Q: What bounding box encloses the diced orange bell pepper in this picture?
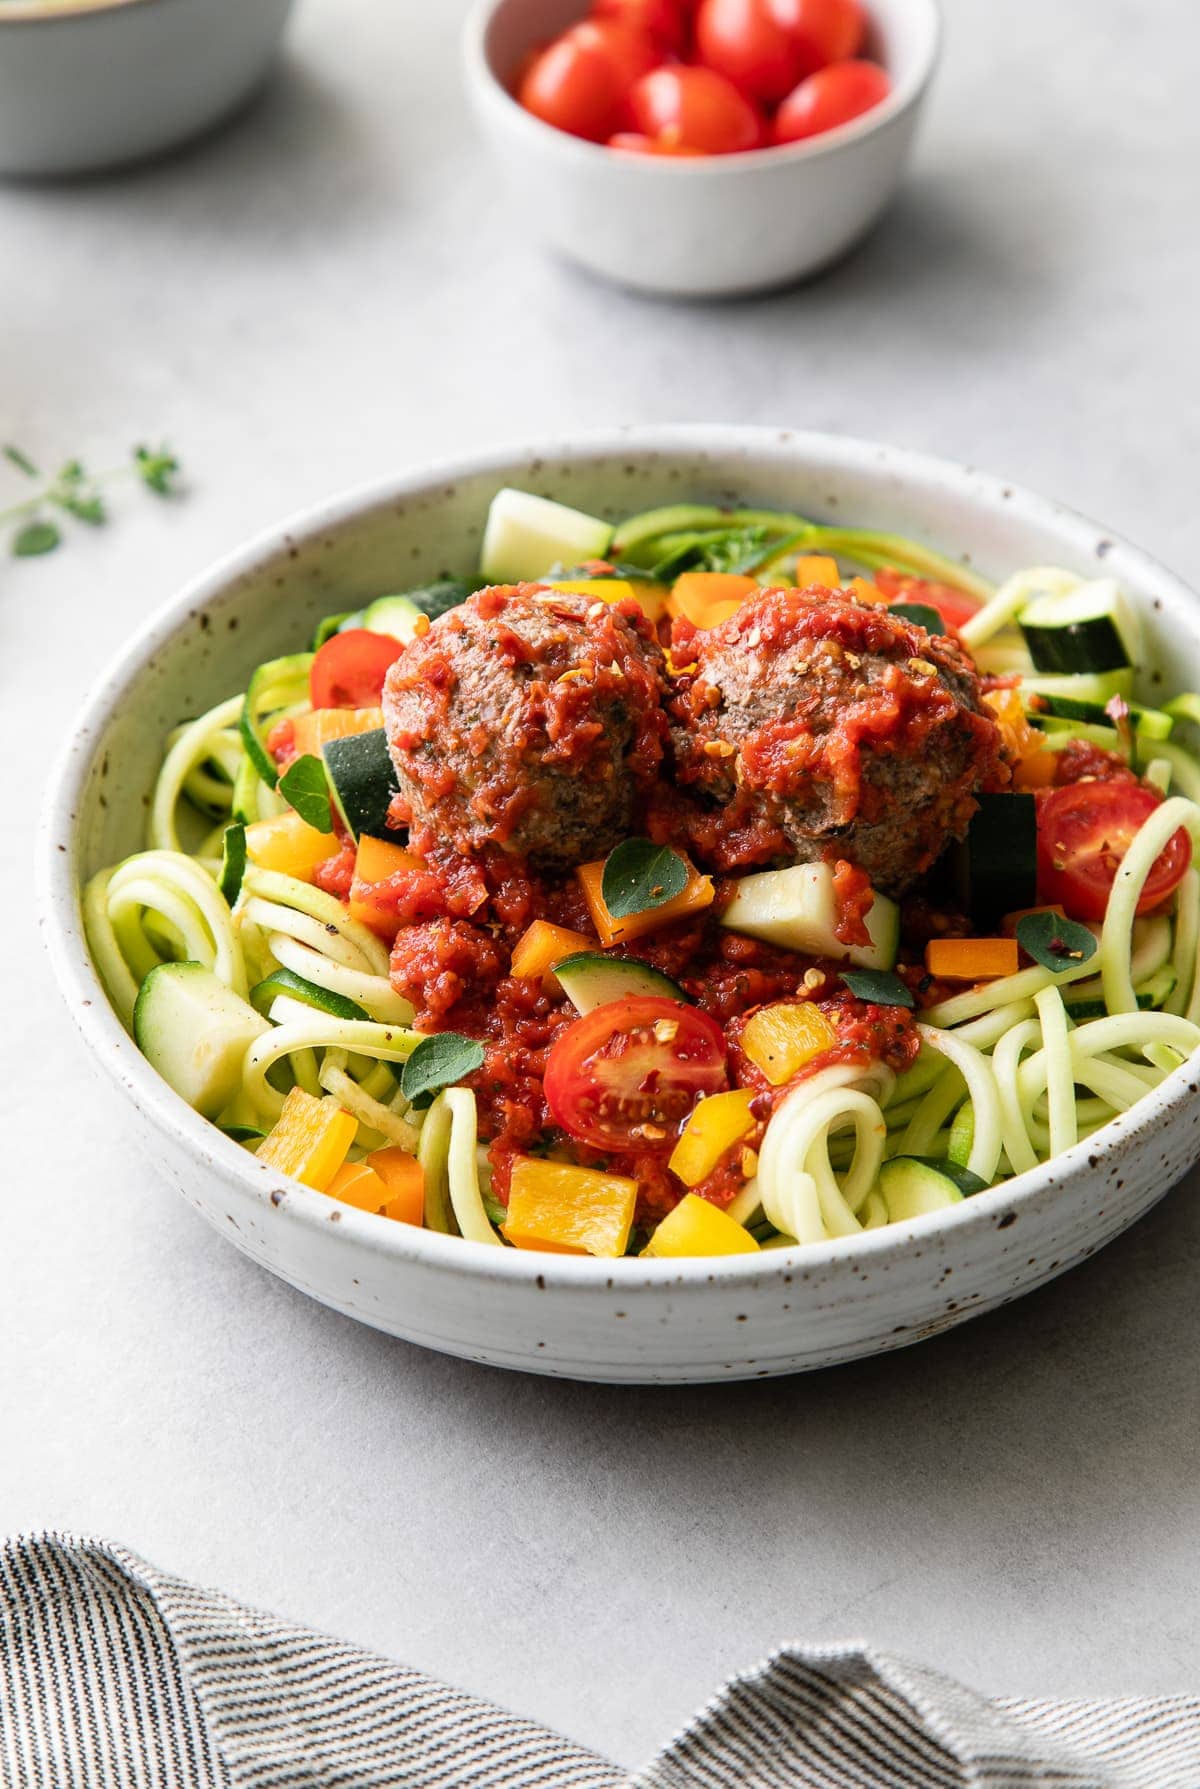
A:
[847,575,888,605]
[740,1001,837,1086]
[669,1089,757,1188]
[290,705,384,758]
[257,1088,357,1191]
[502,1156,638,1258]
[668,572,758,629]
[576,853,714,948]
[544,577,666,624]
[326,1159,391,1212]
[1000,903,1066,938]
[1013,750,1057,790]
[365,1146,425,1226]
[793,554,841,588]
[510,919,595,988]
[245,811,338,883]
[925,937,1019,981]
[348,833,425,939]
[642,1193,760,1258]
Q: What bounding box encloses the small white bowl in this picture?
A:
[464,0,941,296]
[38,427,1200,1383]
[0,0,295,179]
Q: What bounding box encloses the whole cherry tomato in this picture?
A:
[768,0,866,74]
[593,0,690,53]
[695,0,804,105]
[630,64,765,153]
[568,17,662,91]
[608,131,706,155]
[517,31,626,141]
[874,569,981,634]
[773,58,890,142]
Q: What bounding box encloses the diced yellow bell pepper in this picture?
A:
[502,1156,638,1258]
[245,810,336,883]
[256,1088,358,1191]
[576,853,714,948]
[290,705,384,757]
[545,577,667,624]
[740,1001,837,1086]
[847,576,888,605]
[642,1193,760,1258]
[668,1089,757,1188]
[668,572,758,629]
[793,554,841,588]
[510,919,595,987]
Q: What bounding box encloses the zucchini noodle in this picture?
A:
[757,1064,894,1245]
[150,696,244,853]
[1102,799,1200,1014]
[417,1090,502,1246]
[84,849,247,1023]
[243,1017,421,1122]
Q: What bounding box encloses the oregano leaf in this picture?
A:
[840,968,915,1008]
[1016,911,1099,973]
[278,754,334,834]
[401,1032,485,1110]
[602,839,689,919]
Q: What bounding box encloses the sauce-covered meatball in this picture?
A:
[383,584,669,867]
[668,586,1006,893]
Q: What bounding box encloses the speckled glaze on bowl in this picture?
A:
[39,428,1200,1382]
[464,0,940,297]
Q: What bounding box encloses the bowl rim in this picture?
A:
[462,0,942,172]
[38,423,1200,1294]
[0,0,157,26]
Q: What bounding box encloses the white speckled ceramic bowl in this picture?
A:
[39,428,1200,1382]
[0,0,295,178]
[464,0,940,296]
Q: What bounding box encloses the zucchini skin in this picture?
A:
[322,729,400,842]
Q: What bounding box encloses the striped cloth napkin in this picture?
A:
[2,1534,1198,1788]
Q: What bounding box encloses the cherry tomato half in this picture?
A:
[1036,782,1191,922]
[544,996,729,1151]
[773,58,890,142]
[630,65,765,153]
[518,31,625,141]
[769,0,866,74]
[695,0,803,105]
[874,568,981,634]
[310,629,404,709]
[593,0,690,53]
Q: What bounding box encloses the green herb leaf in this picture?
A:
[602,838,689,919]
[889,602,946,635]
[12,519,61,557]
[278,754,334,834]
[221,1124,268,1143]
[840,968,915,1008]
[401,1031,485,1110]
[54,491,106,526]
[1016,911,1099,973]
[218,821,247,906]
[3,444,38,478]
[652,525,774,582]
[134,443,181,496]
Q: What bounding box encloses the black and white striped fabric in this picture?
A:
[3,1535,1200,1789]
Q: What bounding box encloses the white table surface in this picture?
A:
[3,0,1199,1768]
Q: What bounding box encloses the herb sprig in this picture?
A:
[2,442,182,558]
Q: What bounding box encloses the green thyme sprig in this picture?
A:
[2,442,182,558]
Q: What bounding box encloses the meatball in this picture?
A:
[383,584,669,867]
[668,586,1006,893]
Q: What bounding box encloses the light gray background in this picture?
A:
[3,0,1198,1769]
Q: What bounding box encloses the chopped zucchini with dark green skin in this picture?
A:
[322,729,400,842]
[953,794,1038,927]
[553,953,687,1014]
[879,1155,987,1222]
[1018,582,1138,674]
[250,968,368,1022]
[239,653,313,789]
